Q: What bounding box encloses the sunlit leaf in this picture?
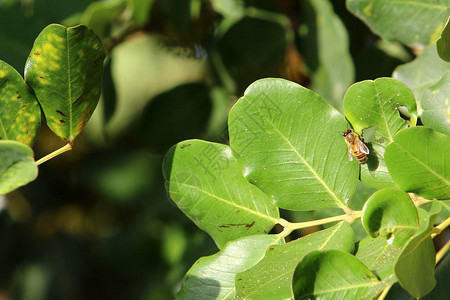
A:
[229,78,358,211]
[421,71,450,136]
[235,222,354,300]
[0,140,37,194]
[0,60,40,146]
[344,78,418,189]
[24,24,106,143]
[347,0,448,47]
[356,235,402,281]
[361,188,419,247]
[395,201,441,298]
[292,250,383,299]
[385,127,450,199]
[393,44,450,114]
[163,140,279,249]
[177,234,281,300]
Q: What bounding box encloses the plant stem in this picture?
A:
[377,284,393,300]
[436,240,450,264]
[35,143,73,166]
[431,217,450,238]
[277,210,362,238]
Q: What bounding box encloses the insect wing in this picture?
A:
[357,140,370,154]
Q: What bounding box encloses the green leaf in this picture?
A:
[395,201,442,298]
[356,235,402,281]
[436,17,450,62]
[24,24,106,143]
[81,0,127,39]
[302,0,354,110]
[0,60,40,146]
[344,78,418,189]
[393,44,450,114]
[177,234,281,300]
[0,140,38,194]
[292,250,382,299]
[235,222,354,300]
[361,188,419,247]
[421,71,450,136]
[344,78,417,143]
[385,127,450,199]
[163,140,279,249]
[347,0,448,47]
[229,78,359,211]
[129,0,155,25]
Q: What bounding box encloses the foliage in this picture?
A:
[0,0,448,299]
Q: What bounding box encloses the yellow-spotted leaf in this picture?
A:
[24,24,106,143]
[0,61,40,146]
[0,140,38,194]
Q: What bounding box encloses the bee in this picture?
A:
[343,129,369,164]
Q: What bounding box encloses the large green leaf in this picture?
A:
[0,140,38,194]
[229,78,359,211]
[385,127,450,199]
[0,60,40,146]
[24,24,106,143]
[361,188,419,247]
[163,140,280,249]
[347,0,448,48]
[395,201,441,298]
[344,78,418,189]
[292,250,383,299]
[393,44,450,114]
[176,234,282,300]
[437,17,450,62]
[421,71,450,136]
[235,222,354,300]
[300,0,354,110]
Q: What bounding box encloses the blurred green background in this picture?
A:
[0,0,414,299]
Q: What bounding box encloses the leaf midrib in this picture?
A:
[65,30,73,141]
[171,180,279,223]
[253,102,346,210]
[395,141,450,187]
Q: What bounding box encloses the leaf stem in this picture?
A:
[431,217,450,238]
[435,240,450,264]
[35,143,73,166]
[377,284,393,300]
[277,210,362,238]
